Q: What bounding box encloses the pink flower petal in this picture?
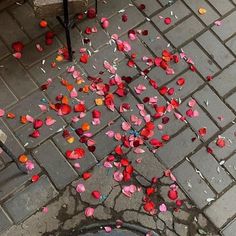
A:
[104,161,113,168]
[74,163,81,169]
[0,109,5,117]
[122,121,131,131]
[26,115,34,123]
[70,88,78,98]
[159,203,167,212]
[38,104,47,112]
[104,226,112,233]
[134,147,145,154]
[85,207,94,217]
[214,20,222,26]
[113,171,123,182]
[76,183,85,193]
[105,130,115,138]
[188,99,196,107]
[45,117,56,126]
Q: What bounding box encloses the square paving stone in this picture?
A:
[178,98,219,141]
[165,15,204,48]
[52,127,97,175]
[197,31,234,69]
[210,63,236,97]
[0,39,10,60]
[134,0,162,16]
[3,175,58,223]
[5,90,48,131]
[190,148,232,193]
[224,154,236,180]
[0,77,17,109]
[193,86,235,128]
[107,6,145,37]
[208,0,234,15]
[137,22,171,56]
[221,217,236,236]
[151,0,191,32]
[0,207,12,234]
[15,110,66,148]
[127,146,165,181]
[0,11,29,47]
[156,128,201,168]
[0,56,38,99]
[33,140,77,190]
[173,160,216,209]
[183,42,219,78]
[208,123,236,161]
[226,35,236,55]
[183,0,220,25]
[226,92,236,112]
[212,11,236,41]
[204,185,236,228]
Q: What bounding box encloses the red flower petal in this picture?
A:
[91,190,101,199]
[164,17,172,25]
[146,187,155,196]
[12,41,24,52]
[33,119,44,129]
[177,77,185,86]
[216,137,225,148]
[168,189,178,200]
[80,53,89,64]
[83,172,92,180]
[74,104,86,112]
[87,7,96,18]
[198,127,207,137]
[60,104,72,115]
[115,145,124,155]
[144,201,155,212]
[30,130,40,138]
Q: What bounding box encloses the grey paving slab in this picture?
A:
[173,160,216,209]
[226,35,236,55]
[151,0,191,32]
[197,31,234,69]
[0,77,17,109]
[0,39,10,60]
[193,86,235,127]
[183,0,220,25]
[190,148,232,193]
[204,185,236,228]
[33,140,77,190]
[210,63,236,97]
[52,128,97,175]
[212,11,236,41]
[0,56,37,99]
[208,0,234,16]
[224,154,236,180]
[178,98,219,141]
[221,218,236,236]
[226,92,236,112]
[0,207,12,234]
[3,175,58,223]
[156,128,201,168]
[183,42,220,77]
[134,0,162,16]
[165,15,204,48]
[208,123,236,161]
[0,11,29,47]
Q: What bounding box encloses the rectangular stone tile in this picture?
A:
[137,22,171,56]
[197,31,234,69]
[226,92,236,111]
[208,0,234,15]
[0,39,10,59]
[151,0,191,32]
[3,175,58,223]
[156,128,201,168]
[0,162,40,201]
[33,141,77,190]
[165,15,204,47]
[0,11,29,47]
[204,186,236,228]
[222,218,236,236]
[224,154,236,180]
[173,160,216,209]
[53,128,97,175]
[178,99,219,141]
[193,86,235,127]
[127,146,165,181]
[0,77,17,108]
[208,123,236,160]
[5,90,48,131]
[0,207,12,234]
[183,0,220,25]
[183,42,219,77]
[190,148,232,193]
[134,0,162,16]
[107,6,145,36]
[212,11,236,41]
[166,70,204,100]
[226,35,236,55]
[15,110,66,148]
[210,63,236,97]
[0,56,38,99]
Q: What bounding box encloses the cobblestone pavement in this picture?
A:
[0,0,236,235]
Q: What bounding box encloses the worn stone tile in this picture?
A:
[0,207,12,234]
[156,128,201,168]
[178,98,219,141]
[165,15,204,47]
[183,42,219,77]
[197,31,234,69]
[134,0,162,16]
[221,218,236,236]
[212,11,236,41]
[224,154,236,180]
[204,185,236,228]
[151,0,191,32]
[3,175,58,223]
[226,35,236,55]
[0,56,37,99]
[183,0,220,25]
[190,148,232,193]
[0,39,10,59]
[210,63,236,97]
[226,92,236,112]
[208,0,234,15]
[193,86,235,127]
[173,161,216,209]
[33,140,77,190]
[0,11,29,47]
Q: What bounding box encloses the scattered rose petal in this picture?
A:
[159,203,167,212]
[76,183,85,193]
[85,207,94,217]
